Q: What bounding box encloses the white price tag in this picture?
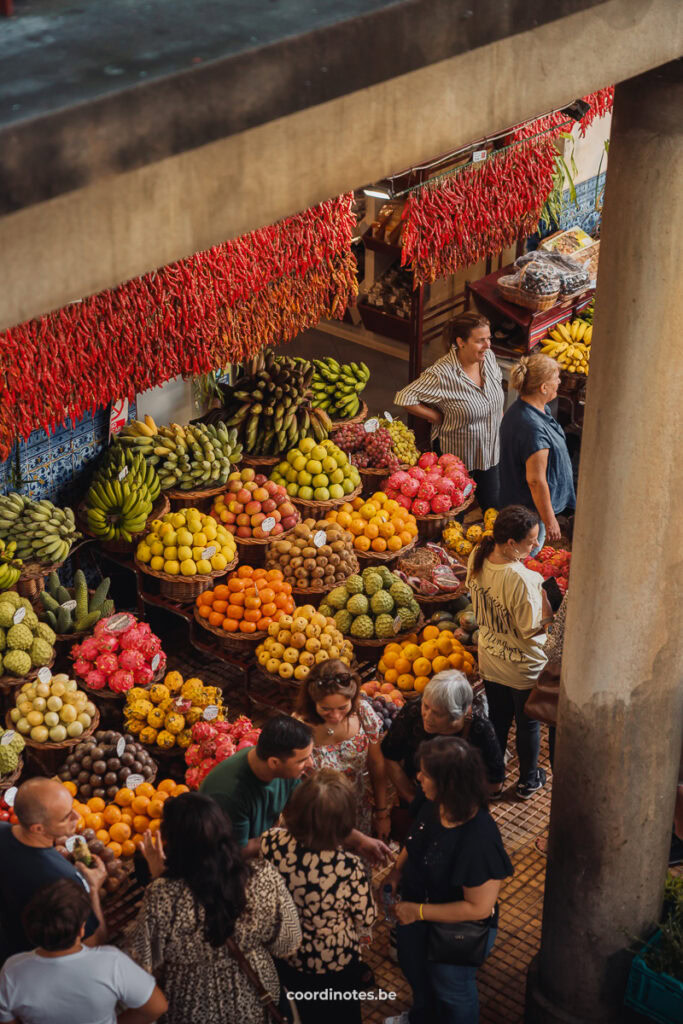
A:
[472,150,487,162]
[107,613,133,633]
[261,516,276,534]
[65,835,79,853]
[462,483,473,497]
[0,731,16,746]
[60,600,77,612]
[364,419,379,434]
[37,667,53,684]
[203,704,219,721]
[201,546,216,559]
[116,737,126,757]
[393,616,403,634]
[12,607,26,625]
[125,773,144,790]
[313,530,327,548]
[118,466,129,482]
[151,653,161,672]
[383,411,394,422]
[4,786,17,807]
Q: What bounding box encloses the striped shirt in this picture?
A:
[394,347,504,470]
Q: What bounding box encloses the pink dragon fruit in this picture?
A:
[384,488,400,502]
[425,464,443,475]
[95,633,119,654]
[199,758,216,780]
[236,737,257,751]
[417,480,437,501]
[118,649,145,672]
[137,634,162,659]
[73,657,93,679]
[78,636,100,661]
[400,477,420,497]
[430,493,452,514]
[445,469,469,490]
[85,669,107,690]
[215,738,237,760]
[95,652,119,677]
[387,470,410,491]
[191,721,215,742]
[412,498,431,516]
[185,766,203,789]
[451,489,465,507]
[395,493,414,511]
[119,626,147,651]
[109,669,135,693]
[185,744,204,767]
[418,451,438,470]
[436,476,456,496]
[408,466,426,482]
[133,664,155,687]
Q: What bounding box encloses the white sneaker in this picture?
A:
[384,1014,410,1024]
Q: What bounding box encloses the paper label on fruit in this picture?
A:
[151,654,161,672]
[261,516,276,534]
[116,737,126,757]
[383,411,394,422]
[203,704,219,721]
[60,600,77,612]
[107,613,134,633]
[4,786,17,807]
[64,835,79,853]
[462,483,473,497]
[0,731,15,746]
[12,607,26,625]
[37,667,53,684]
[201,546,216,559]
[313,530,327,548]
[472,150,487,162]
[175,698,192,713]
[364,419,379,433]
[118,466,129,482]
[126,773,144,790]
[393,616,403,634]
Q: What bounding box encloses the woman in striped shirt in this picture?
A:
[393,313,505,511]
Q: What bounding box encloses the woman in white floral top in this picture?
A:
[261,769,377,1024]
[294,659,389,840]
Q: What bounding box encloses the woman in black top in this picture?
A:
[386,736,512,1024]
[381,671,505,807]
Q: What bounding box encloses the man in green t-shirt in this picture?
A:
[201,715,390,864]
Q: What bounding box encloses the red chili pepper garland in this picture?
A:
[0,195,357,460]
[402,90,614,287]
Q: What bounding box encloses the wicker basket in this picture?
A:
[328,401,368,430]
[292,483,362,520]
[497,267,560,312]
[6,707,100,749]
[348,615,425,663]
[0,651,57,693]
[79,664,166,704]
[16,561,65,600]
[239,453,283,473]
[78,494,171,553]
[356,462,409,497]
[354,534,418,566]
[135,557,237,602]
[415,494,475,542]
[0,756,24,792]
[412,586,468,609]
[164,483,230,512]
[193,607,266,649]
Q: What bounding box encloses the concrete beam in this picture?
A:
[1,0,681,332]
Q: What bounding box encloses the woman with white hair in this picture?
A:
[381,671,504,815]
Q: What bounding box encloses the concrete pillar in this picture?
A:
[526,61,683,1023]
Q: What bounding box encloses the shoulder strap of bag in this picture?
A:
[226,936,287,1024]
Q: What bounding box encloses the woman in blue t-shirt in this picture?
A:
[498,353,576,552]
[386,737,513,1024]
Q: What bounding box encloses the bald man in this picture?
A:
[0,779,107,963]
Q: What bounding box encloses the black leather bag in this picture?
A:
[427,904,498,966]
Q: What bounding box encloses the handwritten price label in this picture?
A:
[0,731,16,746]
[37,667,53,684]
[463,483,473,497]
[4,787,17,807]
[12,607,26,625]
[364,419,379,433]
[118,466,129,482]
[60,600,77,612]
[472,150,487,163]
[261,517,276,534]
[203,705,219,721]
[313,531,327,548]
[383,411,394,422]
[126,773,144,790]
[151,654,161,672]
[393,616,403,634]
[201,546,216,560]
[106,613,133,633]
[116,737,126,757]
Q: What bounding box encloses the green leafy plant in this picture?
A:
[641,874,683,982]
[539,133,578,233]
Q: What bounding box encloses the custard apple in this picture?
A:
[2,649,32,677]
[6,623,33,651]
[0,627,5,652]
[363,572,384,596]
[408,599,421,618]
[0,745,18,775]
[30,637,53,668]
[334,609,353,634]
[327,586,350,610]
[347,593,369,616]
[0,592,21,610]
[378,567,395,588]
[318,603,333,618]
[370,590,394,615]
[396,605,418,630]
[345,574,364,595]
[350,614,374,638]
[374,614,396,639]
[389,582,413,608]
[0,603,15,628]
[2,729,25,756]
[34,622,57,646]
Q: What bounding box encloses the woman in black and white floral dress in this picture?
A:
[261,769,377,1024]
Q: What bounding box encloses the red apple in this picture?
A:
[236,525,252,538]
[265,480,279,495]
[251,512,265,527]
[236,513,250,526]
[261,498,277,513]
[281,515,298,530]
[278,501,296,518]
[270,522,284,535]
[241,468,256,482]
[245,500,262,516]
[253,487,269,503]
[236,488,251,504]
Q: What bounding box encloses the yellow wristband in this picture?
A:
[419,903,424,920]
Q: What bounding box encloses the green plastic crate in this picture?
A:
[625,931,683,1024]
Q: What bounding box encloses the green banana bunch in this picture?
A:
[115,419,242,491]
[309,357,370,420]
[85,445,161,541]
[0,494,80,565]
[0,536,22,592]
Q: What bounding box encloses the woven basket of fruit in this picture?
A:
[16,561,65,600]
[0,756,24,793]
[136,558,236,602]
[165,483,231,512]
[265,520,359,597]
[7,707,100,750]
[57,729,158,801]
[291,484,362,519]
[328,401,368,430]
[0,651,56,692]
[81,665,166,704]
[355,533,418,565]
[415,497,474,542]
[239,453,283,472]
[269,437,363,517]
[193,607,266,648]
[349,616,424,656]
[194,567,295,640]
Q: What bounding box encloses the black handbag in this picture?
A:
[427,904,498,966]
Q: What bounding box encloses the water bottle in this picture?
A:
[382,882,395,921]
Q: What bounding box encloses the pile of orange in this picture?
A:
[378,623,477,693]
[65,777,189,858]
[195,565,295,633]
[325,493,418,554]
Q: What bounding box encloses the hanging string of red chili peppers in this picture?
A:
[0,195,357,461]
[401,89,614,286]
